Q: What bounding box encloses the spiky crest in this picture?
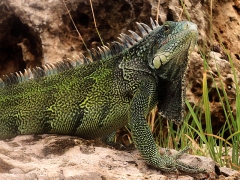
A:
[0,18,159,88]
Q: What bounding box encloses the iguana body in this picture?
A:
[0,19,205,173]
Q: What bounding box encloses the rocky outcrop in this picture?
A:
[0,135,239,180]
[0,0,158,75]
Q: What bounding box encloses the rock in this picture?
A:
[0,0,157,76]
[0,135,219,180]
[9,168,24,174]
[220,167,240,178]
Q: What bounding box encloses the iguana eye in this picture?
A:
[163,25,170,32]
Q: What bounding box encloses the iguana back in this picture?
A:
[0,56,131,139]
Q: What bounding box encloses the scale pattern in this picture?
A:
[0,19,206,173]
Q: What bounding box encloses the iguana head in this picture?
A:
[150,21,198,124]
[150,21,198,75]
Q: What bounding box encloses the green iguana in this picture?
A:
[0,18,205,173]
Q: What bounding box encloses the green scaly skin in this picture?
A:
[0,20,206,173]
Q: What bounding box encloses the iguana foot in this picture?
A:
[153,147,206,173]
[102,132,127,150]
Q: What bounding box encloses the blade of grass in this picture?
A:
[62,0,88,51]
[202,71,217,161]
[185,99,208,144]
[156,0,160,22]
[89,0,104,46]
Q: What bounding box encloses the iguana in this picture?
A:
[0,18,205,173]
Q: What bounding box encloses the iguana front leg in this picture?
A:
[129,79,206,173]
